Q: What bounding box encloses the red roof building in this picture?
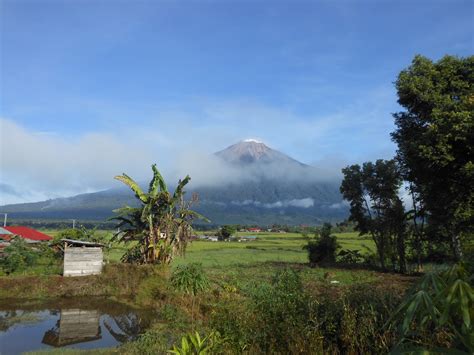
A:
[248,227,261,232]
[0,226,53,241]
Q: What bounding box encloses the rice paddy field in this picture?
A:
[43,229,375,267]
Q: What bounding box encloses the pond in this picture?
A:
[0,298,155,354]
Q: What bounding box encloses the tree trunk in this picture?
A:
[378,247,386,271]
[451,233,463,261]
[397,232,407,274]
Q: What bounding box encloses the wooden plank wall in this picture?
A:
[63,247,103,276]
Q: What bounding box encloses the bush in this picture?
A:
[337,249,364,264]
[121,245,143,263]
[210,269,401,353]
[169,331,221,355]
[55,227,107,244]
[248,268,309,352]
[1,238,39,274]
[171,263,210,296]
[304,223,339,264]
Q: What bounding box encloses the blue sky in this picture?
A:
[1,0,473,204]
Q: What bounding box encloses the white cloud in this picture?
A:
[0,118,154,204]
[329,200,350,209]
[232,198,315,209]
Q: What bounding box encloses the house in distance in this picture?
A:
[0,226,53,249]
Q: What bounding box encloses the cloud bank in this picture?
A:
[0,118,154,204]
[232,198,315,209]
[1,91,396,205]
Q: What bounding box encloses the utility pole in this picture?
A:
[0,213,7,227]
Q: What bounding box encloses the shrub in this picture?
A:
[171,263,210,296]
[55,226,107,244]
[1,238,39,274]
[337,249,364,264]
[168,331,221,355]
[248,268,309,352]
[304,223,340,264]
[121,245,143,263]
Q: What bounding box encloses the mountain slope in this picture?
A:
[0,140,348,225]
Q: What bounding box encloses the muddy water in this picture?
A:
[0,298,155,354]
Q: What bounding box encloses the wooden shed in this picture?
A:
[61,239,104,277]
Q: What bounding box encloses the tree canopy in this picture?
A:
[391,55,474,259]
[340,159,406,272]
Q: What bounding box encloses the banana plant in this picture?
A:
[111,164,208,264]
[387,263,473,354]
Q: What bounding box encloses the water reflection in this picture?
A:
[104,312,145,343]
[42,309,101,347]
[0,300,154,354]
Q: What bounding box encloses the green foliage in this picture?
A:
[388,263,474,353]
[392,54,474,260]
[337,249,364,264]
[249,268,309,352]
[210,269,402,353]
[304,223,340,264]
[121,245,143,263]
[218,225,236,240]
[170,263,210,296]
[340,159,407,272]
[112,164,208,264]
[168,331,219,355]
[55,226,106,244]
[1,238,39,274]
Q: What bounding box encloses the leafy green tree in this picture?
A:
[218,225,236,241]
[112,164,208,264]
[391,55,474,260]
[304,223,340,264]
[340,159,407,272]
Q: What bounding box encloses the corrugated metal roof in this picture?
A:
[61,239,104,247]
[1,226,53,241]
[0,227,13,235]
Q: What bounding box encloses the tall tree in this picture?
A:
[391,55,474,260]
[340,159,406,272]
[112,164,208,264]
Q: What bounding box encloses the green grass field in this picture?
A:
[173,231,375,268]
[40,229,376,267]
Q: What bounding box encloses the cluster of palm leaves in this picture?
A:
[112,164,208,264]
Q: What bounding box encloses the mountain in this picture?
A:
[215,139,306,166]
[0,140,348,225]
